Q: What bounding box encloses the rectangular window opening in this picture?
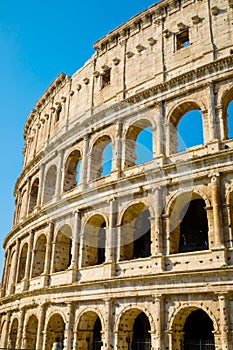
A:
[101,70,111,89]
[176,29,190,50]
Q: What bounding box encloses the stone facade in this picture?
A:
[1,0,233,349]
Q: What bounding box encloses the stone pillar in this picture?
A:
[33,120,40,158]
[72,330,78,350]
[154,295,164,350]
[43,221,54,287]
[16,309,26,349]
[164,122,171,156]
[113,120,123,177]
[10,239,20,293]
[150,187,163,256]
[78,223,84,270]
[163,214,170,256]
[105,199,116,263]
[207,82,217,142]
[25,177,31,217]
[104,299,113,349]
[80,134,90,187]
[1,250,9,296]
[23,229,35,290]
[155,102,165,157]
[64,303,74,350]
[36,304,47,350]
[210,173,223,248]
[216,104,226,141]
[226,203,233,248]
[37,163,45,207]
[55,150,65,199]
[218,294,229,350]
[70,210,81,282]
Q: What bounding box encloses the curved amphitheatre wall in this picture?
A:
[1,0,233,349]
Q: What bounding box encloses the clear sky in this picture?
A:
[0,1,158,271]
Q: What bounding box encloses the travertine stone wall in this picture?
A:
[1,0,233,349]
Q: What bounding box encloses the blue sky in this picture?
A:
[0,1,158,271]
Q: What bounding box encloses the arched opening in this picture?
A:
[135,126,153,165]
[179,199,209,253]
[101,142,112,177]
[53,225,72,273]
[169,193,209,254]
[177,110,204,152]
[5,250,15,294]
[43,165,57,204]
[9,318,18,349]
[0,320,6,347]
[132,312,151,350]
[32,234,47,278]
[25,315,38,350]
[45,314,65,350]
[76,312,103,350]
[63,150,82,192]
[17,242,28,282]
[118,309,151,350]
[19,189,27,219]
[28,178,39,214]
[227,100,233,139]
[90,136,112,180]
[125,120,153,168]
[82,215,106,267]
[169,102,203,154]
[120,203,151,261]
[183,309,215,349]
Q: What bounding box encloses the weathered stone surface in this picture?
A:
[1,0,233,349]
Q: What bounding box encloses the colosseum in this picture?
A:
[1,0,233,349]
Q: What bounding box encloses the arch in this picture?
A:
[43,165,57,204]
[76,311,103,350]
[9,318,18,349]
[120,202,151,261]
[53,224,72,273]
[5,250,16,293]
[32,234,47,278]
[117,308,151,350]
[89,135,112,180]
[28,178,39,214]
[124,119,153,168]
[45,313,65,350]
[177,110,204,152]
[221,85,233,139]
[170,306,215,350]
[63,149,82,192]
[167,101,204,154]
[82,214,107,267]
[168,192,209,254]
[17,242,28,282]
[0,320,6,347]
[25,314,38,350]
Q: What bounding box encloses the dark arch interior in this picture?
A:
[92,317,102,350]
[133,209,151,259]
[132,312,151,350]
[183,309,215,350]
[179,199,209,253]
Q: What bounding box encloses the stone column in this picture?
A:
[55,149,65,199]
[16,309,26,349]
[36,304,47,350]
[155,102,165,157]
[226,203,233,248]
[10,239,20,293]
[113,120,123,177]
[155,295,164,350]
[43,221,54,287]
[216,104,226,141]
[151,187,163,257]
[104,299,113,349]
[164,122,171,156]
[33,119,40,158]
[163,214,170,256]
[25,177,31,217]
[70,210,81,282]
[210,173,223,248]
[37,163,45,207]
[207,82,217,142]
[218,294,229,350]
[1,250,9,296]
[64,303,74,350]
[23,229,35,290]
[78,222,85,270]
[105,199,116,263]
[80,134,90,188]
